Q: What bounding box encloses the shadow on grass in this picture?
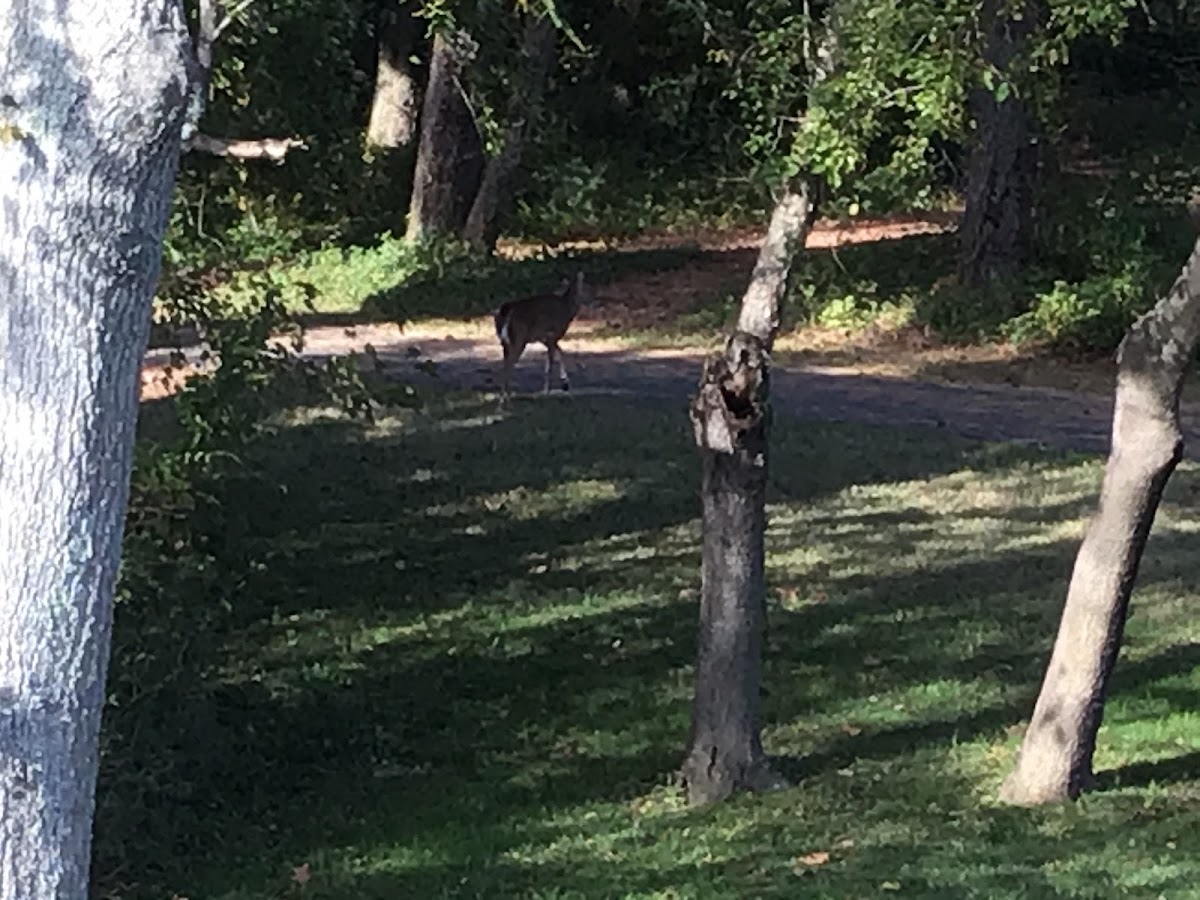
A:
[97,390,1200,899]
[1098,750,1200,792]
[355,244,711,326]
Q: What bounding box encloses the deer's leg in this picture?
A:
[501,339,525,402]
[553,342,570,391]
[543,344,556,394]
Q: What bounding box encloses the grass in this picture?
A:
[97,386,1200,899]
[222,220,958,352]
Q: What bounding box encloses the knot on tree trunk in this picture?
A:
[690,331,771,458]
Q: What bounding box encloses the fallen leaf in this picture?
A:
[291,863,311,886]
[881,880,901,891]
[796,850,831,867]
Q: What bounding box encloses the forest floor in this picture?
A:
[141,212,1200,456]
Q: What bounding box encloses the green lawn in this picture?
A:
[97,389,1200,899]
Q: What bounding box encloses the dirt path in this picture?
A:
[150,321,1196,458]
[139,212,1200,457]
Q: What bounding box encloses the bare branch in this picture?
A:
[183,133,307,164]
[214,0,260,41]
[180,0,303,165]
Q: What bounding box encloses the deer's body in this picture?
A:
[494,271,590,399]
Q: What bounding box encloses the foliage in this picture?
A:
[1001,180,1193,350]
[207,233,426,319]
[917,276,1030,342]
[170,0,395,263]
[164,0,1158,266]
[1000,271,1147,350]
[96,270,381,886]
[93,391,1200,898]
[512,154,768,242]
[787,0,1139,211]
[364,239,706,322]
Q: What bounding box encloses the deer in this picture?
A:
[493,271,592,401]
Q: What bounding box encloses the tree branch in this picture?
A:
[214,0,260,41]
[182,133,307,163]
[181,0,304,164]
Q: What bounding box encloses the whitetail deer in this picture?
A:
[493,271,591,400]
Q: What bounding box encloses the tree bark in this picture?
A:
[405,29,484,242]
[463,14,557,253]
[366,0,420,149]
[681,182,816,806]
[0,2,190,896]
[1000,231,1200,806]
[958,0,1042,288]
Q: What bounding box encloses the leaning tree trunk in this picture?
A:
[463,14,557,253]
[0,2,190,897]
[366,0,420,149]
[958,0,1042,288]
[1000,229,1200,806]
[405,29,485,242]
[681,185,817,806]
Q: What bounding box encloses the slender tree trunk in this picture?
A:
[958,0,1042,288]
[1001,230,1200,806]
[681,183,817,806]
[405,29,484,242]
[366,0,420,149]
[0,2,190,897]
[463,14,557,253]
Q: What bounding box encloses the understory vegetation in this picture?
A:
[161,2,1200,356]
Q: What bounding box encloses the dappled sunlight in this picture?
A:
[468,478,625,522]
[765,463,1099,597]
[100,391,1200,898]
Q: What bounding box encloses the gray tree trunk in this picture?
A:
[405,29,484,242]
[681,182,816,806]
[463,14,556,253]
[366,0,420,149]
[958,0,1042,288]
[0,2,190,896]
[1000,231,1200,806]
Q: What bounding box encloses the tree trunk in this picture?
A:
[1000,231,1200,806]
[958,0,1042,288]
[366,0,420,149]
[0,2,190,897]
[405,29,484,242]
[463,14,557,253]
[681,183,816,806]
